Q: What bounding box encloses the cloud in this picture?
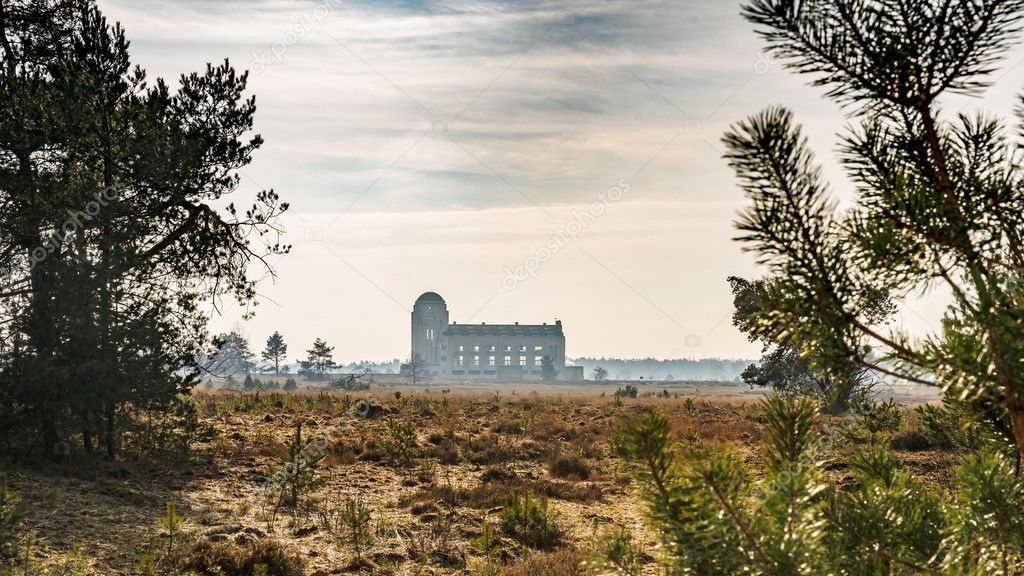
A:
[96,0,1024,361]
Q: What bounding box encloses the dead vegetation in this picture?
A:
[3,388,951,575]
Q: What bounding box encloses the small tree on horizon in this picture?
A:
[301,338,336,381]
[261,331,288,375]
[400,354,427,386]
[728,276,889,412]
[206,331,256,376]
[593,366,609,382]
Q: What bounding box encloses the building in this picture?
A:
[411,291,583,381]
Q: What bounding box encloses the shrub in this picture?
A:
[499,493,564,550]
[613,385,637,399]
[269,423,325,527]
[500,549,583,576]
[587,524,644,576]
[548,454,590,480]
[381,419,419,465]
[283,378,298,391]
[618,396,1024,575]
[335,498,374,564]
[169,537,306,576]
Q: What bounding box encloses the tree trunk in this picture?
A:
[82,409,94,454]
[104,401,116,460]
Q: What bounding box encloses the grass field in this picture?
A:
[7,383,948,575]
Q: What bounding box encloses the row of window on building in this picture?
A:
[452,344,550,353]
[452,354,547,367]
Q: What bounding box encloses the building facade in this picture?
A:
[411,292,583,381]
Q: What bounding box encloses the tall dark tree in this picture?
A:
[0,0,288,459]
[724,0,1024,459]
[261,331,287,375]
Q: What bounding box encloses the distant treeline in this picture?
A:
[570,357,753,381]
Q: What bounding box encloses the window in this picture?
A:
[457,355,464,366]
[504,345,512,352]
[473,355,480,366]
[473,345,480,352]
[458,345,464,352]
[534,345,543,352]
[488,355,496,366]
[426,328,435,340]
[518,345,527,352]
[535,356,543,366]
[519,356,527,366]
[504,355,512,366]
[487,345,496,352]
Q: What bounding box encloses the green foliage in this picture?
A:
[592,366,609,381]
[729,276,884,412]
[136,501,191,576]
[472,519,500,557]
[498,492,564,550]
[380,419,419,465]
[0,474,22,560]
[282,378,298,392]
[470,520,501,576]
[620,396,1024,575]
[262,332,288,376]
[845,397,903,442]
[3,538,92,576]
[206,332,257,376]
[300,338,336,381]
[726,0,1024,459]
[587,524,644,576]
[0,0,287,461]
[336,498,374,563]
[277,423,325,509]
[159,501,187,556]
[613,385,638,399]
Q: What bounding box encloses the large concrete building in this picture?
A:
[411,292,583,381]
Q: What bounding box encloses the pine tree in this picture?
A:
[618,396,1024,575]
[301,338,336,381]
[0,0,288,460]
[724,0,1024,461]
[617,1,1024,573]
[262,331,288,375]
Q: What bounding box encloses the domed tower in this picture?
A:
[411,292,449,376]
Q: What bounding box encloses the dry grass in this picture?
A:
[7,386,949,575]
[168,536,307,576]
[501,549,584,576]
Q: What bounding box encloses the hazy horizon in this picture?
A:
[94,0,1024,364]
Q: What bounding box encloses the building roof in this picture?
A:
[416,291,445,303]
[444,321,563,338]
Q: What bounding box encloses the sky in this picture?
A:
[94,0,1024,365]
